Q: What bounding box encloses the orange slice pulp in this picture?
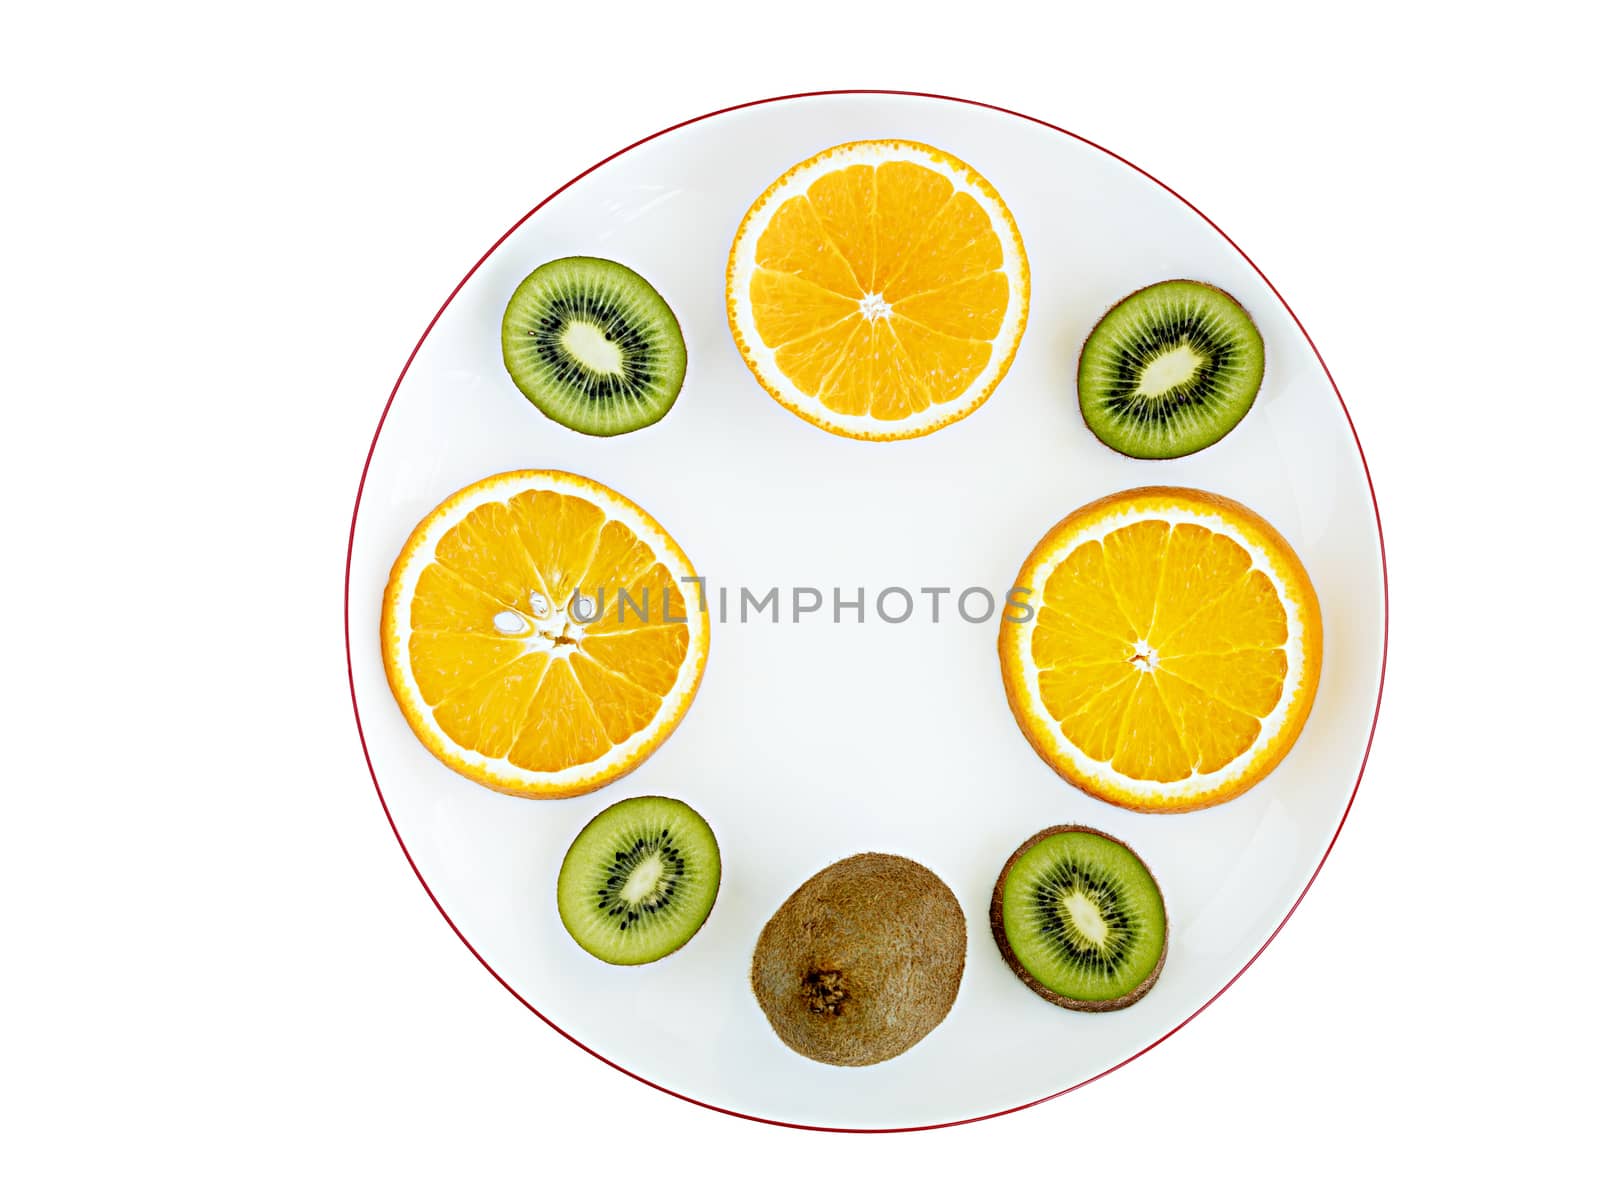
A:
[381,470,709,798]
[727,139,1029,440]
[998,487,1322,812]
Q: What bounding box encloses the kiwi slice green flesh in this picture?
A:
[1078,279,1265,458]
[556,796,720,965]
[501,256,687,437]
[991,826,1167,1011]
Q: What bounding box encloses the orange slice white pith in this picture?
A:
[999,487,1322,813]
[381,470,709,798]
[727,139,1029,440]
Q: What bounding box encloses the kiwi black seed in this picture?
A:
[751,853,966,1067]
[501,256,687,436]
[556,796,720,965]
[990,825,1167,1012]
[1077,278,1265,458]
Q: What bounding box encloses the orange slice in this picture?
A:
[381,470,709,798]
[998,487,1322,812]
[727,140,1029,440]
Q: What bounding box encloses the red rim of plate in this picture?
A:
[342,89,1389,1134]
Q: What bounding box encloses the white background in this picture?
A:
[4,2,1593,1194]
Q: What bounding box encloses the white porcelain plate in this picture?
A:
[345,92,1386,1131]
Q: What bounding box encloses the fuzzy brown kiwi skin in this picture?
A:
[751,853,966,1067]
[1075,278,1265,462]
[990,825,1169,1013]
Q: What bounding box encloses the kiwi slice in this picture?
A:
[751,853,966,1067]
[1077,279,1265,458]
[990,826,1167,1011]
[501,256,687,436]
[556,796,720,965]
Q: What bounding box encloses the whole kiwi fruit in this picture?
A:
[750,853,966,1067]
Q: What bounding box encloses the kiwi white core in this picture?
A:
[1137,342,1206,397]
[1062,891,1109,946]
[561,321,624,375]
[620,855,666,905]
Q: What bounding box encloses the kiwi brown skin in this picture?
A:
[751,853,966,1067]
[989,825,1169,1013]
[1075,279,1265,461]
